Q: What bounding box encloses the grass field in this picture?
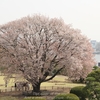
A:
[41,75,85,88]
[0,75,85,100]
[0,75,85,90]
[0,75,15,89]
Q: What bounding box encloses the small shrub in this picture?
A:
[86,77,96,83]
[87,69,100,82]
[93,66,99,70]
[70,86,89,100]
[85,82,100,100]
[53,93,79,100]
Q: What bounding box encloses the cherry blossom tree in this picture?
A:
[0,15,95,92]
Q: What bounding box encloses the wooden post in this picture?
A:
[10,87,12,92]
[5,89,7,92]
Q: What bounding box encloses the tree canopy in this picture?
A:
[0,15,95,92]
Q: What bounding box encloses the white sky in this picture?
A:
[0,0,100,41]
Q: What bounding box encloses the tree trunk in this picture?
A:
[32,83,41,93]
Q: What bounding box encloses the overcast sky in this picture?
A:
[0,0,100,41]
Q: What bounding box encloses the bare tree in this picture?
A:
[0,15,95,92]
[95,42,100,52]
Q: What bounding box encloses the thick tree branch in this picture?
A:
[43,65,65,82]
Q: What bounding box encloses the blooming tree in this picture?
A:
[0,15,95,92]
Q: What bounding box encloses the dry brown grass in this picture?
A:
[0,75,85,100]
